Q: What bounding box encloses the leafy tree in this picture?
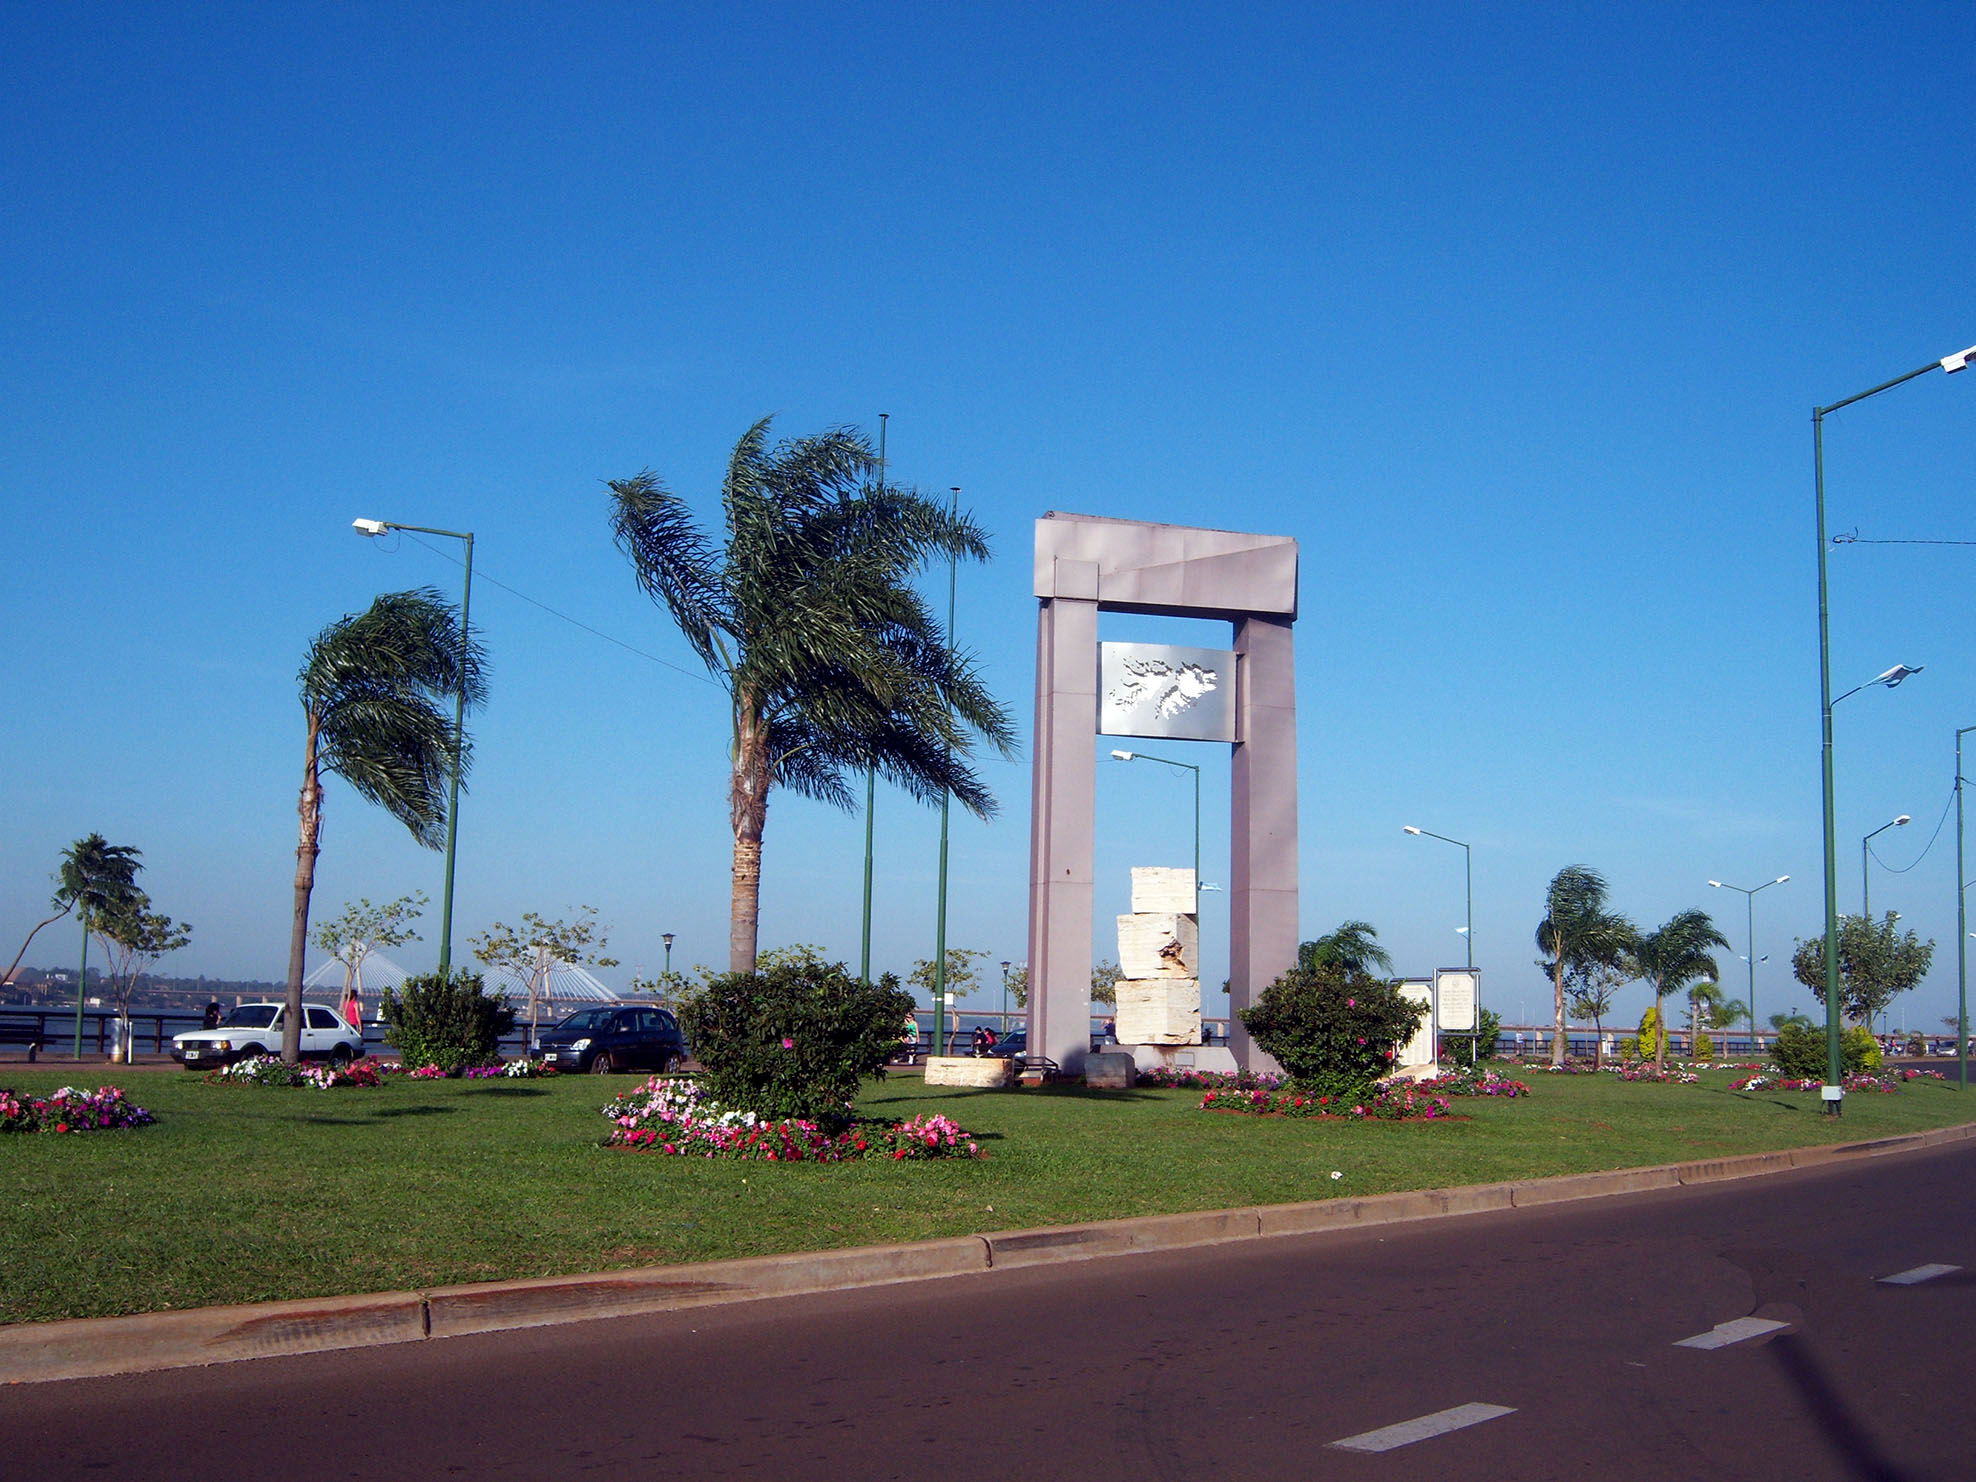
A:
[1635,1004,1663,1062]
[1534,866,1636,1067]
[90,893,192,1025]
[3,834,143,990]
[1629,909,1727,1070]
[608,419,1017,972]
[471,908,620,1042]
[1789,913,1935,1026]
[284,589,484,1062]
[908,947,989,1001]
[1004,962,1030,1009]
[1563,958,1626,1068]
[1090,958,1122,1006]
[1239,963,1426,1099]
[311,892,427,1001]
[1297,920,1394,976]
[1772,1021,1881,1079]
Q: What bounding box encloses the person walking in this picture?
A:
[341,985,363,1031]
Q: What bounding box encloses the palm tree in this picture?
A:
[1298,921,1394,976]
[1630,910,1730,1069]
[1534,865,1636,1067]
[3,833,142,991]
[284,589,484,1061]
[609,418,1017,972]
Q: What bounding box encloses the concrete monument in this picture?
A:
[1026,513,1299,1075]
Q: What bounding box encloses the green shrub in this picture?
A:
[680,959,914,1129]
[1238,964,1426,1099]
[1693,1030,1714,1061]
[1441,1007,1502,1064]
[381,970,515,1074]
[1636,1005,1662,1060]
[1619,1035,1640,1061]
[1772,1021,1882,1078]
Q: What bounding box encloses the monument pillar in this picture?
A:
[1229,614,1297,1073]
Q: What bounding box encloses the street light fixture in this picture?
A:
[1813,338,1970,1115]
[1708,876,1789,1057]
[354,517,476,977]
[1110,750,1202,921]
[1861,816,1911,919]
[1402,827,1473,971]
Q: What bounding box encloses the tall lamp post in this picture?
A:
[1956,725,1976,1091]
[1708,875,1788,1058]
[1860,815,1910,919]
[354,518,475,977]
[1110,749,1202,917]
[1405,826,1475,1063]
[1000,960,1011,1037]
[1813,339,1970,1115]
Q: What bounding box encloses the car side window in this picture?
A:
[635,1009,660,1034]
[656,1010,679,1033]
[305,1007,336,1029]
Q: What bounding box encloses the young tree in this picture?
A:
[908,947,989,1001]
[470,908,620,1043]
[1090,958,1123,1006]
[608,419,1017,972]
[1630,910,1729,1069]
[1534,866,1636,1068]
[1297,921,1394,976]
[1563,958,1626,1069]
[285,589,484,1063]
[90,893,192,1038]
[1789,913,1935,1026]
[311,892,427,1000]
[3,834,143,990]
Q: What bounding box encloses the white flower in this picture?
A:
[1330,1170,1343,1180]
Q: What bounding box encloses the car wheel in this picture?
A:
[589,1050,617,1075]
[237,1043,268,1060]
[658,1052,682,1074]
[328,1044,354,1068]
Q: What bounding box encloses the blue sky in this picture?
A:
[4,3,1973,1036]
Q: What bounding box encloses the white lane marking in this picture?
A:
[1879,1263,1961,1286]
[1330,1402,1516,1453]
[1674,1317,1789,1349]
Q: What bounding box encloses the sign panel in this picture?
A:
[1395,981,1435,1067]
[1435,969,1478,1032]
[1098,642,1236,742]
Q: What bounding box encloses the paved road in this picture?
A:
[5,1139,1973,1481]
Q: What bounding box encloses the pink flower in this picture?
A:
[781,1038,794,1049]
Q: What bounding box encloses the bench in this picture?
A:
[0,1026,52,1062]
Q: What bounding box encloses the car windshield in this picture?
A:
[555,1008,616,1032]
[221,1006,279,1029]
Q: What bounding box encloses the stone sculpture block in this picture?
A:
[1116,912,1198,979]
[1130,866,1197,915]
[1115,978,1201,1045]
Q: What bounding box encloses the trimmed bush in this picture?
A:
[1238,964,1426,1099]
[1635,1005,1662,1061]
[1693,1031,1714,1061]
[1772,1021,1882,1079]
[381,970,515,1074]
[680,959,914,1129]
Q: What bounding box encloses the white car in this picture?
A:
[172,1003,363,1068]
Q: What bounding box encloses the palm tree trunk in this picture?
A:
[284,716,324,1064]
[729,693,769,974]
[1550,950,1568,1067]
[1653,988,1666,1070]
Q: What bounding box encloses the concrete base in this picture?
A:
[1124,1043,1240,1076]
[923,1056,1013,1088]
[1083,1051,1137,1089]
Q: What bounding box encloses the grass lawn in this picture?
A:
[2,1063,1970,1325]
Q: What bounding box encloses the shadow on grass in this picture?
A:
[871,1082,1165,1107]
[463,1084,552,1098]
[371,1104,460,1118]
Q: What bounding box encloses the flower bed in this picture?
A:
[206,1055,387,1089]
[602,1077,983,1160]
[1,1085,154,1133]
[1729,1068,1937,1094]
[1606,1063,1699,1084]
[1137,1067,1286,1092]
[1410,1067,1531,1097]
[1200,1083,1456,1121]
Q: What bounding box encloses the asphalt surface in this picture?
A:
[4,1136,1973,1481]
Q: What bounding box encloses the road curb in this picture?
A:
[6,1118,1972,1386]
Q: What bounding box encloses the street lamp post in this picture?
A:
[1861,815,1910,920]
[1708,876,1789,1057]
[1813,341,1971,1115]
[1000,959,1011,1037]
[662,933,674,976]
[1110,749,1202,918]
[354,517,475,978]
[1956,725,1976,1091]
[1405,826,1475,1064]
